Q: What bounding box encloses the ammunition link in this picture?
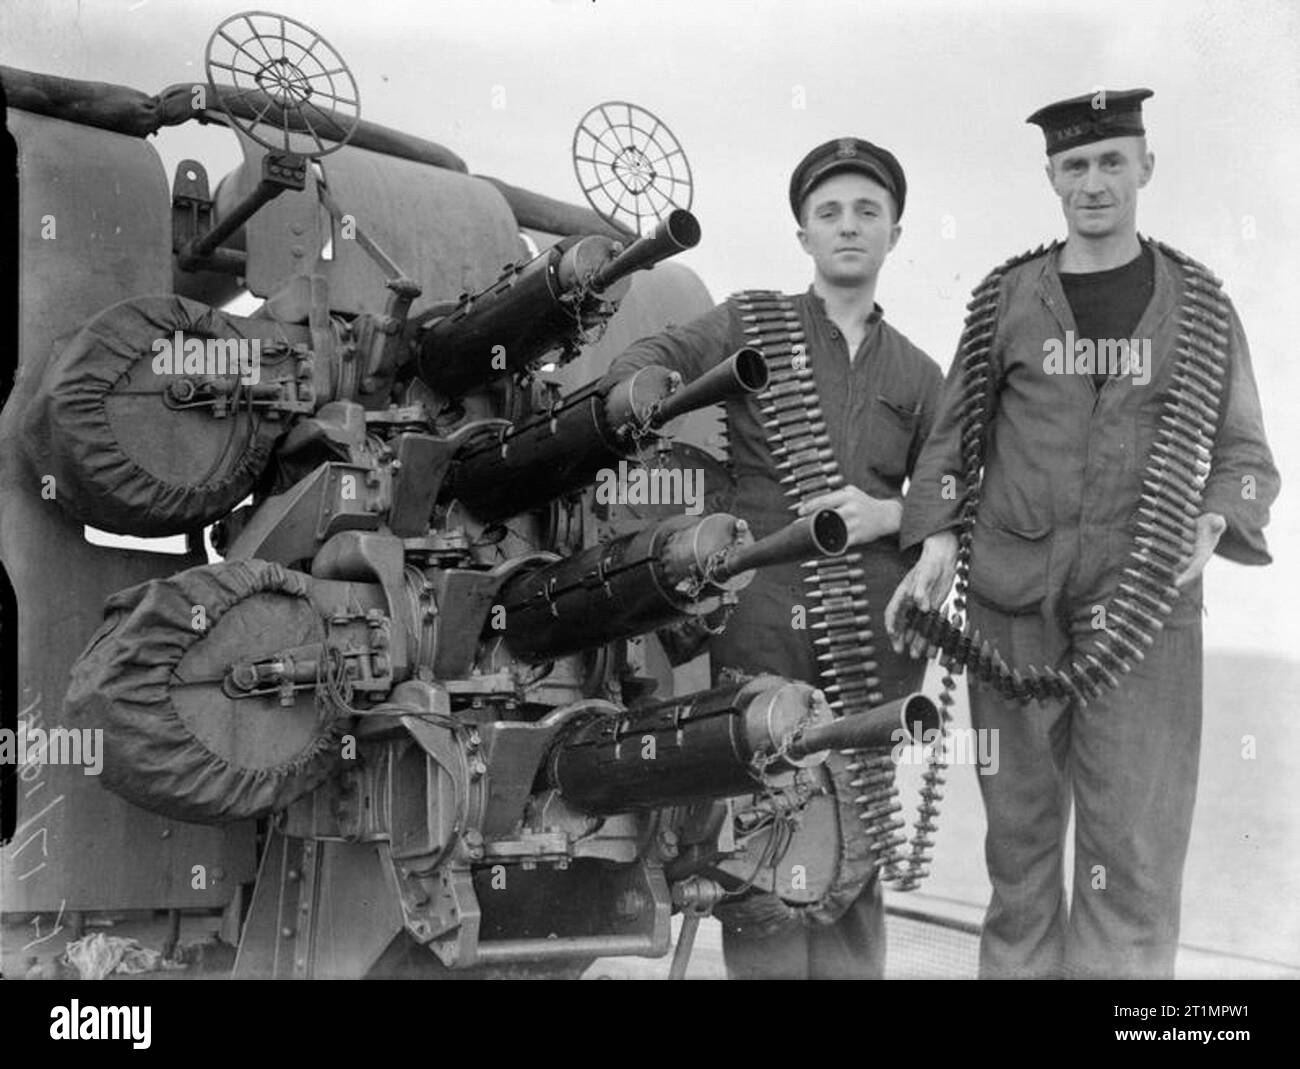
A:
[733,290,948,893]
[899,240,1230,709]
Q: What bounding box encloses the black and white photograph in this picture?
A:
[0,0,1294,1019]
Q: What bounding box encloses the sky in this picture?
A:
[4,0,1298,658]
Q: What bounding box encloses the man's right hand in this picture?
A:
[884,531,959,657]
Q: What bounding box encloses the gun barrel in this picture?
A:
[709,509,847,582]
[548,676,822,812]
[547,681,943,813]
[645,347,768,429]
[588,209,702,292]
[498,513,750,663]
[444,366,680,522]
[417,214,700,398]
[785,693,939,760]
[417,236,624,397]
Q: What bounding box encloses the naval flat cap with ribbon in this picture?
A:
[1027,88,1154,155]
[789,137,907,221]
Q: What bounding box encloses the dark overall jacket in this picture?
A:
[610,288,944,696]
[897,239,1279,979]
[900,241,1278,642]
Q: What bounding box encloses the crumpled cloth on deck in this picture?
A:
[62,932,189,980]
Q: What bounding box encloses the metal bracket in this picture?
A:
[667,875,725,980]
[159,362,316,419]
[179,150,308,271]
[171,159,233,266]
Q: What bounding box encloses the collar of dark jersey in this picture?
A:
[805,286,884,326]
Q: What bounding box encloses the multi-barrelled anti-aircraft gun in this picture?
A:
[2,12,939,976]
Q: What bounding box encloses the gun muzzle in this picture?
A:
[708,509,848,583]
[604,348,767,433]
[548,683,942,813]
[588,209,702,293]
[784,693,940,760]
[646,347,768,428]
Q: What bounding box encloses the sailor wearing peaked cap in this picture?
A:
[788,136,908,221]
[608,136,943,978]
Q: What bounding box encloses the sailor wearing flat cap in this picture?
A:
[888,88,1279,979]
[607,139,943,979]
[788,136,908,223]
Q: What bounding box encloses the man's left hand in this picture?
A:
[798,488,902,547]
[1174,512,1227,587]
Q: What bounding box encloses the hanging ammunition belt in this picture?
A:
[729,290,948,894]
[901,240,1231,704]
